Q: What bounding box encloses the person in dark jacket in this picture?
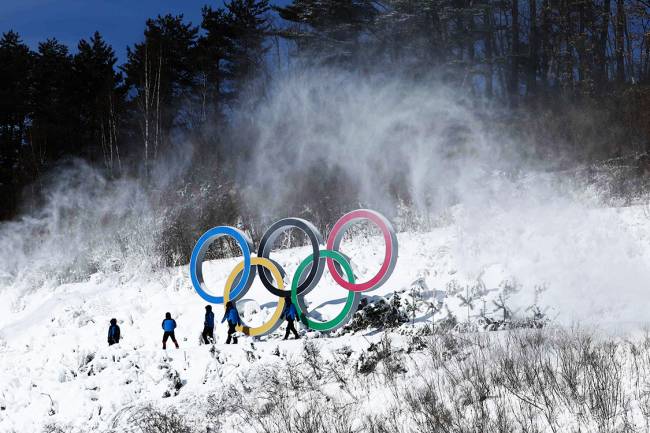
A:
[162,312,179,349]
[282,300,300,340]
[202,305,215,344]
[221,301,242,344]
[107,318,121,346]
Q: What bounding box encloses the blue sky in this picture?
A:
[0,0,222,63]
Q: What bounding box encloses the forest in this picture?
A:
[2,0,650,262]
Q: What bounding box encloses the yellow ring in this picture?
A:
[223,257,286,337]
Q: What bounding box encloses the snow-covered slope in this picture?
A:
[2,204,650,431]
[0,228,444,431]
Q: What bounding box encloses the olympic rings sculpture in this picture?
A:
[189,209,398,336]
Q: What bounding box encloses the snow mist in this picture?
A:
[1,67,650,324]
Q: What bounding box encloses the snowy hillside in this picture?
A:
[2,204,650,431]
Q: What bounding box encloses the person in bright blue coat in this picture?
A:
[161,312,179,349]
[222,301,242,344]
[282,300,300,340]
[202,305,215,344]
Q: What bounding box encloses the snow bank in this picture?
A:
[2,203,650,430]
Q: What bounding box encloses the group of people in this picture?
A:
[107,300,301,348]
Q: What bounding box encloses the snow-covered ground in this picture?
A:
[2,204,650,431]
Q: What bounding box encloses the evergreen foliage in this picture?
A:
[2,0,650,231]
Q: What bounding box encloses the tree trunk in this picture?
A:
[510,0,520,106]
[540,0,551,92]
[615,0,625,84]
[484,5,495,98]
[597,0,611,90]
[527,0,538,97]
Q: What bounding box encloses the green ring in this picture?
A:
[291,249,360,332]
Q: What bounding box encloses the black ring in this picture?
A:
[257,218,324,298]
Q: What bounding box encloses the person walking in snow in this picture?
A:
[202,305,215,344]
[107,318,121,346]
[282,300,300,340]
[162,312,179,349]
[222,301,242,344]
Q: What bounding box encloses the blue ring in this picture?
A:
[189,226,253,304]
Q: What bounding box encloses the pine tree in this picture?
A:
[0,31,33,219]
[73,32,125,172]
[121,15,199,170]
[28,38,75,170]
[274,0,378,63]
[224,0,271,94]
[200,0,271,107]
[198,6,233,121]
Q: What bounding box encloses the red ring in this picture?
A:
[325,209,394,292]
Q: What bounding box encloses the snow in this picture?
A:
[2,205,650,431]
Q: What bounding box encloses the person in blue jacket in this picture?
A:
[107,318,121,346]
[282,300,300,340]
[222,301,242,344]
[202,305,215,344]
[162,312,179,349]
